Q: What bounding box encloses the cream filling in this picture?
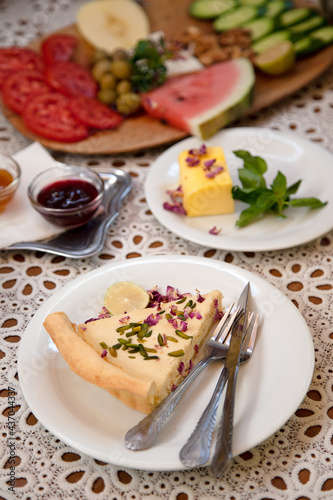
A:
[79,290,222,399]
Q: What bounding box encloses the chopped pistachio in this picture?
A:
[100,342,108,350]
[139,344,148,357]
[175,330,193,340]
[116,325,131,332]
[166,336,178,343]
[157,333,165,346]
[109,347,118,358]
[118,338,128,345]
[176,297,186,304]
[168,349,185,357]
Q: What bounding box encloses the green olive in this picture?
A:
[116,79,132,94]
[110,59,132,80]
[92,58,111,81]
[112,48,128,61]
[91,49,110,64]
[98,88,117,105]
[99,72,117,90]
[115,92,142,115]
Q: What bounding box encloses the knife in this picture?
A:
[179,282,250,468]
[210,281,250,477]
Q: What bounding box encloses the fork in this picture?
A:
[125,303,244,451]
[180,312,259,468]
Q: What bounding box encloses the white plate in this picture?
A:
[145,127,333,251]
[18,255,314,471]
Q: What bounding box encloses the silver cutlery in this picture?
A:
[125,283,250,451]
[210,311,259,477]
[180,310,258,468]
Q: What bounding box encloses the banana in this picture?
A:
[76,0,151,52]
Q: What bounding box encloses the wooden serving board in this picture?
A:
[2,0,333,154]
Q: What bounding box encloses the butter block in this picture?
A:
[179,145,234,217]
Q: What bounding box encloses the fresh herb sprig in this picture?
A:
[130,38,169,92]
[232,150,327,228]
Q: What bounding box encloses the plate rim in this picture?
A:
[145,126,333,252]
[18,254,315,471]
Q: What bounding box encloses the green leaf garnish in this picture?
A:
[130,38,169,92]
[232,150,327,228]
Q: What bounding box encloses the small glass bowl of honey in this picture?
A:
[0,153,21,213]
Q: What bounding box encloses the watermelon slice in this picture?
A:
[142,58,255,139]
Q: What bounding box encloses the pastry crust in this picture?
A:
[44,312,156,413]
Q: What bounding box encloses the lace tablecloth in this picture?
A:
[1,1,333,499]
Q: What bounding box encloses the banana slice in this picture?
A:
[76,0,151,52]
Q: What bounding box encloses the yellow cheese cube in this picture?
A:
[179,146,234,217]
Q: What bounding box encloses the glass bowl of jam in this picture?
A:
[0,153,21,213]
[28,165,104,228]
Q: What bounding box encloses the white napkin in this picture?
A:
[0,142,65,248]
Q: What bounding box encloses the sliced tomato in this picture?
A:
[41,34,77,66]
[23,93,89,143]
[0,47,44,88]
[44,61,97,98]
[68,96,123,130]
[1,69,51,114]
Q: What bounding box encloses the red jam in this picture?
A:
[37,179,98,209]
[36,178,101,227]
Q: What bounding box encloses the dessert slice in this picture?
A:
[43,289,222,414]
[179,145,234,217]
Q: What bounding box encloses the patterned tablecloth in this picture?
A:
[1,1,333,499]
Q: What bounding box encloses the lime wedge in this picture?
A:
[254,40,296,75]
[103,281,150,315]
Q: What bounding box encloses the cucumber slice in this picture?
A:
[310,25,333,46]
[252,30,291,53]
[189,0,238,19]
[242,16,276,41]
[289,15,327,38]
[239,0,267,6]
[279,7,316,29]
[213,5,261,31]
[294,36,323,56]
[264,0,293,17]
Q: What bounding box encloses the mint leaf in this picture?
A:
[236,191,277,227]
[286,179,302,196]
[234,150,267,175]
[232,150,327,228]
[232,186,268,205]
[238,167,266,191]
[271,171,287,197]
[288,198,327,209]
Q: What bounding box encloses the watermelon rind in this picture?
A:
[189,58,255,139]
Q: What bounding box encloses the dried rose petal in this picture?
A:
[186,156,200,167]
[209,226,221,235]
[163,201,187,215]
[204,158,216,169]
[205,166,223,178]
[145,313,161,326]
[177,361,185,375]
